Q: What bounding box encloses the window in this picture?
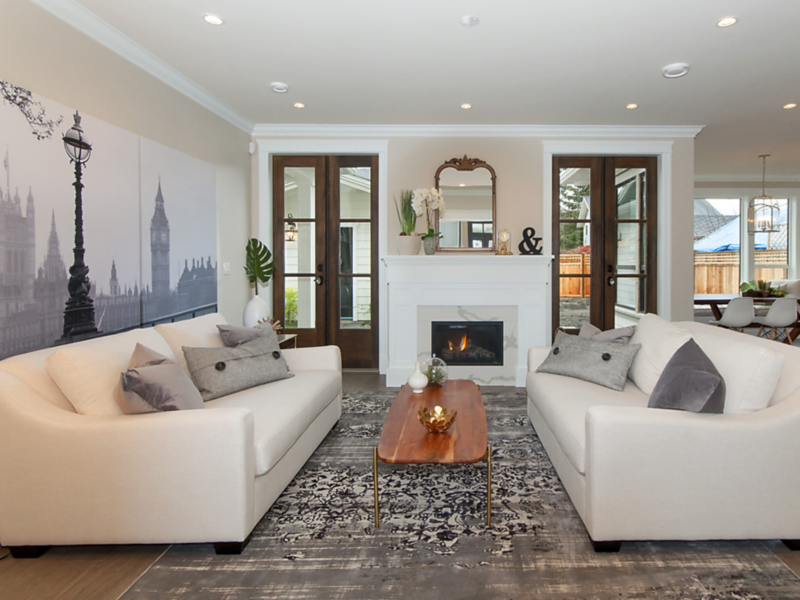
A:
[754,198,789,282]
[694,199,741,294]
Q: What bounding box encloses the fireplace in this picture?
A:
[431,321,503,366]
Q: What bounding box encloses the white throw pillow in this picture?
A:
[155,312,228,373]
[688,327,784,414]
[45,328,176,416]
[627,313,693,396]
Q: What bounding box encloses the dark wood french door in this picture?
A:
[552,156,657,335]
[272,155,379,368]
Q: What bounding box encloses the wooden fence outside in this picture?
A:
[559,251,788,297]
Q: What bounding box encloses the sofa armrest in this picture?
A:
[283,345,342,373]
[528,346,551,372]
[583,398,800,540]
[0,371,256,546]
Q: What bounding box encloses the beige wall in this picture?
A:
[1,1,252,323]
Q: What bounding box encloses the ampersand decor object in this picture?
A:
[518,227,543,255]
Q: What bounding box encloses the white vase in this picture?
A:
[407,361,428,394]
[243,295,270,328]
[422,236,437,255]
[396,235,422,255]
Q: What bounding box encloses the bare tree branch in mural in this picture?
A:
[0,81,63,140]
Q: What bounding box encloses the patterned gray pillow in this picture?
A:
[536,331,641,391]
[216,323,275,347]
[648,339,725,413]
[183,336,293,402]
[119,343,203,414]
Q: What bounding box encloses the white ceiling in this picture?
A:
[35,0,800,180]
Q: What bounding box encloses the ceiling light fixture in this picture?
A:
[203,14,224,26]
[461,15,480,27]
[461,103,472,110]
[784,103,797,110]
[662,62,690,78]
[270,82,289,93]
[748,154,780,234]
[717,16,737,28]
[293,102,305,109]
[626,103,639,110]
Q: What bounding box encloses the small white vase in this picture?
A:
[408,361,428,394]
[396,235,422,255]
[422,236,437,255]
[243,295,270,328]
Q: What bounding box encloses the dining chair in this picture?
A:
[708,297,755,332]
[755,297,799,343]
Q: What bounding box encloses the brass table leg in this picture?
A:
[373,447,379,528]
[486,445,492,527]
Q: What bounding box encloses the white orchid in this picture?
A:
[412,187,446,238]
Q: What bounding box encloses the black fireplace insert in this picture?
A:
[431,321,503,366]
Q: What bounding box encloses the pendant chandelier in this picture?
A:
[747,154,780,234]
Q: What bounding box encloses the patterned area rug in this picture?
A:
[123,390,800,599]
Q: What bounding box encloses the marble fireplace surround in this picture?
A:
[383,256,551,387]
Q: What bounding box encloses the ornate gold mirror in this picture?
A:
[434,156,496,252]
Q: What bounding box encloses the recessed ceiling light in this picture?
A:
[717,16,737,27]
[626,103,639,110]
[662,62,690,78]
[461,15,480,27]
[271,82,289,93]
[784,103,797,110]
[458,183,466,187]
[461,103,472,110]
[203,14,224,26]
[293,102,305,109]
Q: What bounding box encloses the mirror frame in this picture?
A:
[434,155,497,252]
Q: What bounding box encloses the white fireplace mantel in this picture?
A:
[381,255,552,387]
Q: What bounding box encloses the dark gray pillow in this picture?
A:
[578,322,637,344]
[183,336,293,402]
[648,339,725,413]
[536,331,641,391]
[217,323,275,347]
[119,344,203,414]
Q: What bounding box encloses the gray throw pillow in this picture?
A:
[118,343,203,414]
[217,323,275,348]
[578,322,637,344]
[536,331,641,391]
[648,339,725,413]
[183,336,293,402]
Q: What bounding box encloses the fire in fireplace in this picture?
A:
[431,321,504,366]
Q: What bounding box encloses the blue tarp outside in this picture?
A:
[694,214,787,253]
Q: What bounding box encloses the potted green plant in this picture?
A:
[395,189,421,255]
[243,238,275,327]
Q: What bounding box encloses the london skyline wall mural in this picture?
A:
[0,80,217,359]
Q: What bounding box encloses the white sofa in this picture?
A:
[0,313,342,557]
[527,320,800,552]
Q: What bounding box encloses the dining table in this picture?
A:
[693,293,800,344]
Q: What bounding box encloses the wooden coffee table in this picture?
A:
[373,379,491,527]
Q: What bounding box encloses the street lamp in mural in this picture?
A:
[59,111,100,342]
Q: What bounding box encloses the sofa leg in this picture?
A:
[782,539,800,551]
[590,539,622,553]
[214,539,251,555]
[8,545,49,559]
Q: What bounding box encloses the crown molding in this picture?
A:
[695,175,800,184]
[252,123,704,138]
[30,0,254,133]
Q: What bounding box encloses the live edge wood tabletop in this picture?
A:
[377,379,488,465]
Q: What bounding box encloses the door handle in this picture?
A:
[607,276,616,286]
[315,276,324,285]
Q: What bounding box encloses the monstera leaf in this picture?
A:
[244,238,275,289]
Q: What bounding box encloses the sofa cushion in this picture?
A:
[45,328,177,416]
[119,344,203,414]
[527,371,649,474]
[628,313,693,396]
[648,339,725,414]
[674,323,784,414]
[155,313,228,373]
[536,331,640,391]
[578,322,636,344]
[0,346,74,411]
[183,337,293,402]
[205,370,341,476]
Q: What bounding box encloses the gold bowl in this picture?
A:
[418,405,457,433]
